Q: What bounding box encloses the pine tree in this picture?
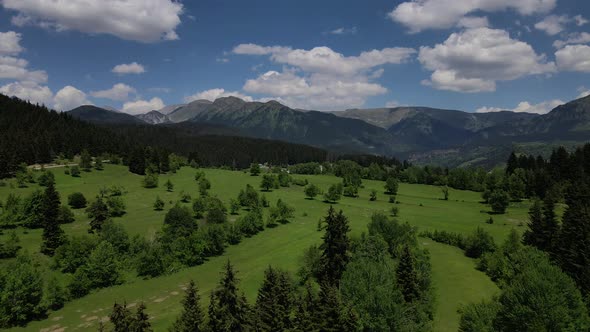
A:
[87,196,109,233]
[396,244,420,303]
[130,302,152,332]
[556,193,590,300]
[541,196,559,255]
[319,206,351,286]
[255,266,293,331]
[171,280,204,332]
[207,261,251,331]
[523,199,544,249]
[316,283,355,331]
[41,181,66,256]
[110,302,133,332]
[292,282,319,332]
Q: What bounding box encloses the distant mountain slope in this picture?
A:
[158,104,186,115]
[136,110,170,124]
[167,100,212,122]
[186,97,396,155]
[68,105,146,125]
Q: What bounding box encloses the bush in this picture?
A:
[153,196,165,211]
[57,205,75,224]
[206,197,227,224]
[488,190,509,214]
[70,166,81,177]
[180,192,191,203]
[421,230,466,249]
[106,196,126,217]
[343,185,359,198]
[68,192,87,209]
[369,189,377,201]
[142,171,159,188]
[324,183,343,203]
[37,171,55,187]
[464,227,496,259]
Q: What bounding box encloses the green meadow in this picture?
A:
[0,164,530,331]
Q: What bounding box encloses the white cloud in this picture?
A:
[122,97,165,115]
[0,31,23,55]
[0,56,48,83]
[327,27,358,35]
[535,15,570,35]
[112,62,145,75]
[419,28,555,93]
[575,15,588,26]
[385,100,400,108]
[90,83,136,101]
[556,44,590,72]
[553,32,590,48]
[0,81,53,106]
[457,16,489,29]
[389,0,556,33]
[233,44,416,110]
[476,99,563,114]
[53,85,91,111]
[184,88,253,103]
[1,0,183,43]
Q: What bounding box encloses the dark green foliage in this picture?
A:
[41,181,66,256]
[57,205,75,224]
[385,176,399,195]
[136,242,168,278]
[237,207,264,237]
[260,174,279,191]
[238,184,259,209]
[369,189,377,201]
[229,198,240,215]
[464,227,496,259]
[0,231,21,259]
[278,172,291,187]
[163,205,197,238]
[207,261,251,331]
[22,190,44,228]
[192,196,206,218]
[43,276,67,311]
[201,224,227,257]
[106,196,126,217]
[198,178,211,197]
[70,166,81,177]
[250,163,261,176]
[0,253,45,328]
[94,157,103,170]
[304,183,320,199]
[165,179,174,192]
[296,245,322,284]
[99,220,130,254]
[206,197,227,224]
[171,280,203,332]
[153,196,165,211]
[37,170,55,187]
[421,229,466,250]
[488,189,510,214]
[323,183,343,203]
[319,206,351,286]
[255,266,294,331]
[67,192,87,209]
[110,302,133,332]
[142,170,159,188]
[86,196,109,233]
[507,169,526,201]
[441,185,450,200]
[368,212,416,257]
[292,282,319,331]
[458,301,500,332]
[130,302,152,332]
[180,191,191,203]
[80,150,93,171]
[316,283,357,332]
[85,241,121,289]
[523,198,559,252]
[396,245,420,303]
[53,235,97,273]
[342,185,358,198]
[267,199,295,227]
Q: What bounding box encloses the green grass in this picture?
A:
[0,165,530,331]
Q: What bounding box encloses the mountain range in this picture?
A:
[68,95,590,167]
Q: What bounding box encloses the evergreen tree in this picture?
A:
[165,179,174,192]
[523,199,544,249]
[41,181,66,256]
[110,302,133,332]
[319,206,351,286]
[87,196,109,233]
[292,282,319,332]
[541,196,559,255]
[316,283,357,332]
[556,192,590,300]
[396,244,420,303]
[130,302,152,332]
[80,149,92,171]
[506,152,518,175]
[255,266,293,331]
[207,261,251,331]
[153,196,165,211]
[171,280,204,332]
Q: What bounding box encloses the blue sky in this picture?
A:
[0,0,589,114]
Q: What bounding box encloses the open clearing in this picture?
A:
[0,165,529,331]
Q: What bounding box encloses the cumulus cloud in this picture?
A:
[389,0,556,33]
[553,32,590,48]
[555,44,590,72]
[476,99,563,114]
[575,15,588,26]
[0,56,48,83]
[578,87,590,99]
[122,97,165,115]
[90,83,136,101]
[535,15,584,36]
[112,62,145,75]
[0,81,53,106]
[419,28,555,93]
[233,44,415,109]
[0,31,24,55]
[184,88,253,103]
[53,85,91,111]
[456,16,490,29]
[1,0,183,42]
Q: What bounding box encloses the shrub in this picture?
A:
[106,196,126,217]
[68,192,87,209]
[57,205,75,224]
[464,227,496,259]
[153,196,165,211]
[70,166,81,177]
[142,171,159,188]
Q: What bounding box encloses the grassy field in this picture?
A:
[0,165,530,331]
